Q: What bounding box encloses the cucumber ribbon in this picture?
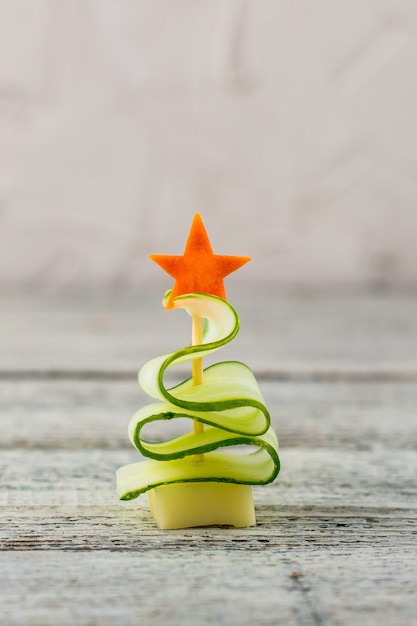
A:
[116,292,280,500]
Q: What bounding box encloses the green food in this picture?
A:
[116,292,280,501]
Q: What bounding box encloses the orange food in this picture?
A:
[149,213,251,309]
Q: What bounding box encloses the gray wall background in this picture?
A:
[1,1,416,292]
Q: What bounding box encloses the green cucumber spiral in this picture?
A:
[116,293,280,501]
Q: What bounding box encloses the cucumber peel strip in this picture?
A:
[116,292,280,501]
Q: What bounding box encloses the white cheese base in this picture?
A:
[147,482,256,529]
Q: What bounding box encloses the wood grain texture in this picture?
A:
[1,293,417,625]
[2,379,417,451]
[1,447,416,509]
[2,291,417,374]
[1,548,416,626]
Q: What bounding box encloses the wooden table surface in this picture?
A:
[1,289,416,626]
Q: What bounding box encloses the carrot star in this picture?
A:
[149,213,251,309]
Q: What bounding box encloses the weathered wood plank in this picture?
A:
[2,292,417,374]
[1,449,416,509]
[1,379,417,450]
[1,503,416,552]
[1,292,416,626]
[1,547,416,626]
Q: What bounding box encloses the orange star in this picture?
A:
[149,213,251,309]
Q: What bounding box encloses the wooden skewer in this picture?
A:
[192,313,204,462]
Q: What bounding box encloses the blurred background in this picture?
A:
[1,0,416,293]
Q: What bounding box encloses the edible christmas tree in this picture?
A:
[116,214,280,529]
